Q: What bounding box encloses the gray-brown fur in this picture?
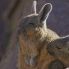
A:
[47,35,69,67]
[48,60,66,69]
[18,1,69,69]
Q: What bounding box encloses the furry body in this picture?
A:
[18,2,69,69]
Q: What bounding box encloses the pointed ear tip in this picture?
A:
[44,3,53,8]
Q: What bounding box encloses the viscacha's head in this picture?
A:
[18,1,52,67]
[19,2,52,41]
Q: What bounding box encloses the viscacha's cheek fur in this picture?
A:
[18,34,40,67]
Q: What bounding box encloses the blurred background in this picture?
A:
[0,0,69,69]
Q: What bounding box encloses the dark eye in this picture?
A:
[28,23,36,28]
[56,46,62,49]
[29,23,34,26]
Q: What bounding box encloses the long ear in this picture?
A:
[39,3,52,23]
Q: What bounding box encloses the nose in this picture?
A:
[25,56,37,67]
[30,56,37,66]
